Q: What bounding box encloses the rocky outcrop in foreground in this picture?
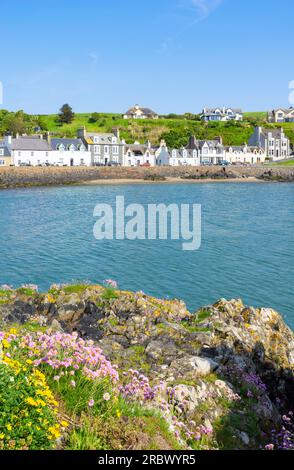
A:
[0,284,293,450]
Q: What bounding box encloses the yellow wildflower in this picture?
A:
[0,433,5,440]
[9,328,18,335]
[26,397,38,407]
[61,420,69,428]
[2,339,9,349]
[6,424,12,431]
[116,409,121,418]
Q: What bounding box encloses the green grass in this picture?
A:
[16,287,38,297]
[62,284,90,295]
[101,287,119,301]
[274,159,294,166]
[2,110,294,146]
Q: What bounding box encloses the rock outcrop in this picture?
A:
[0,284,293,449]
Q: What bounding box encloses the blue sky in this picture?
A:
[0,0,293,114]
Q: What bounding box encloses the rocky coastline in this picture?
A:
[0,165,294,189]
[0,283,293,450]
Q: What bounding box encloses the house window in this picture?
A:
[0,149,4,156]
[104,146,109,154]
[46,152,49,157]
[18,151,21,156]
[94,137,99,143]
[112,146,119,155]
[0,160,4,165]
[94,145,100,154]
[31,152,34,157]
[80,159,84,165]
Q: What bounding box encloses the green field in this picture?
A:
[274,159,294,166]
[1,109,294,148]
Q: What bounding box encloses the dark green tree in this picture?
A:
[57,104,75,124]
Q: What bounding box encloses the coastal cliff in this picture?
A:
[0,283,293,450]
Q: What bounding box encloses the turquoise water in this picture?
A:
[0,182,293,328]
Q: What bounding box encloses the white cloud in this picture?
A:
[181,0,223,22]
[88,51,98,66]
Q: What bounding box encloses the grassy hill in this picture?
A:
[1,109,294,148]
[38,112,294,148]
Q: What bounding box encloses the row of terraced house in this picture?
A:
[0,126,291,168]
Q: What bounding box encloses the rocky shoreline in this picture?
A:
[0,165,294,189]
[0,283,293,450]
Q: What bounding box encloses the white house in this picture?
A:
[268,108,294,123]
[123,105,158,120]
[154,140,170,165]
[4,134,92,166]
[169,148,200,166]
[6,135,52,166]
[49,138,92,166]
[123,141,157,166]
[224,145,266,164]
[200,107,243,122]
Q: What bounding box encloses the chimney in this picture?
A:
[44,132,51,145]
[6,135,12,145]
[77,127,86,139]
[112,127,120,139]
[214,136,223,145]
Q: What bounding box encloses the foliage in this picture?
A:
[57,104,75,125]
[0,330,61,450]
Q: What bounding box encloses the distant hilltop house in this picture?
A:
[77,127,124,165]
[123,105,158,120]
[268,107,294,123]
[249,126,290,160]
[200,107,243,122]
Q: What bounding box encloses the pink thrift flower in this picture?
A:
[88,399,95,407]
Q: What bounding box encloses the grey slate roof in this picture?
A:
[0,143,11,156]
[11,137,51,151]
[203,107,242,114]
[125,106,157,116]
[87,133,122,144]
[51,138,85,151]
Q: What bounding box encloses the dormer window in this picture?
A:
[193,150,197,158]
[94,137,99,143]
[183,150,187,158]
[172,150,177,157]
[58,144,65,152]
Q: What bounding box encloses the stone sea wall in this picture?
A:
[0,165,294,189]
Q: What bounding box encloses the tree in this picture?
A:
[88,112,100,123]
[57,104,75,124]
[3,112,27,135]
[37,116,49,131]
